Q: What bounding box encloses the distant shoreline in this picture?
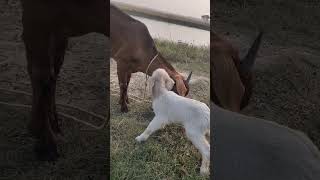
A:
[111,1,210,31]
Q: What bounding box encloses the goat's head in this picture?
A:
[150,68,175,90]
[152,54,192,97]
[171,71,192,96]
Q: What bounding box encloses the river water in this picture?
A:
[111,0,210,46]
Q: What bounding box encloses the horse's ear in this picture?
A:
[186,71,192,84]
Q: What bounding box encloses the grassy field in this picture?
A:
[110,40,209,180]
[155,40,210,77]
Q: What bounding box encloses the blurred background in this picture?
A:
[111,0,210,46]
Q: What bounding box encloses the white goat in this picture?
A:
[135,68,210,175]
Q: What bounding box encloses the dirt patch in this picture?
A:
[214,0,320,50]
[0,2,109,179]
[214,1,320,148]
[243,50,320,146]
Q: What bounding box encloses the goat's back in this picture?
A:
[153,92,209,126]
[211,103,320,180]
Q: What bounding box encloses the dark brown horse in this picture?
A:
[110,4,191,112]
[211,31,263,112]
[21,0,108,161]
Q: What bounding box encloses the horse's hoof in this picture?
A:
[52,124,63,136]
[51,112,63,135]
[120,105,129,113]
[27,122,41,138]
[34,142,59,161]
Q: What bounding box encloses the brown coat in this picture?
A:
[110,5,190,112]
[21,0,108,161]
[211,31,263,112]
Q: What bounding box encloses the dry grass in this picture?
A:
[214,0,320,49]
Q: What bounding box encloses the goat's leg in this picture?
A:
[185,130,210,175]
[200,137,210,176]
[23,29,59,161]
[117,63,129,112]
[135,116,167,142]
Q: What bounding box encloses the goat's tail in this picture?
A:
[205,110,210,131]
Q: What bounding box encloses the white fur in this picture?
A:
[135,68,210,176]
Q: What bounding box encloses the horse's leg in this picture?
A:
[49,34,68,135]
[23,28,59,161]
[125,73,131,104]
[117,62,129,112]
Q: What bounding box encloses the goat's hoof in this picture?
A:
[135,135,146,143]
[200,167,209,176]
[120,105,128,113]
[34,142,59,161]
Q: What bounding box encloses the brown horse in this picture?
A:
[110,4,191,112]
[21,0,108,161]
[211,31,263,112]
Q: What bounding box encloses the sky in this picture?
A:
[111,0,210,19]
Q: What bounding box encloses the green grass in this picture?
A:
[155,39,210,77]
[110,103,207,180]
[111,40,209,180]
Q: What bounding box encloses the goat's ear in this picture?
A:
[165,77,175,90]
[148,76,155,91]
